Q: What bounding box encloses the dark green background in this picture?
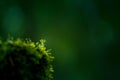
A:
[0,0,120,80]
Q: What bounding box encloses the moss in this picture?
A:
[0,38,54,80]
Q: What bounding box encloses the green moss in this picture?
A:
[0,38,54,80]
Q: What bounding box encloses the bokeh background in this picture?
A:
[0,0,120,80]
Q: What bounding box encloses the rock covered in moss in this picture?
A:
[0,38,54,80]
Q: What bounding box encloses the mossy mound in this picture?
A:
[0,38,54,80]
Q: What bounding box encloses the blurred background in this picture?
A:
[0,0,120,80]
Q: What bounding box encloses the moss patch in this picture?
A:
[0,38,54,80]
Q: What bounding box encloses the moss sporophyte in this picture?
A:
[0,38,54,80]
